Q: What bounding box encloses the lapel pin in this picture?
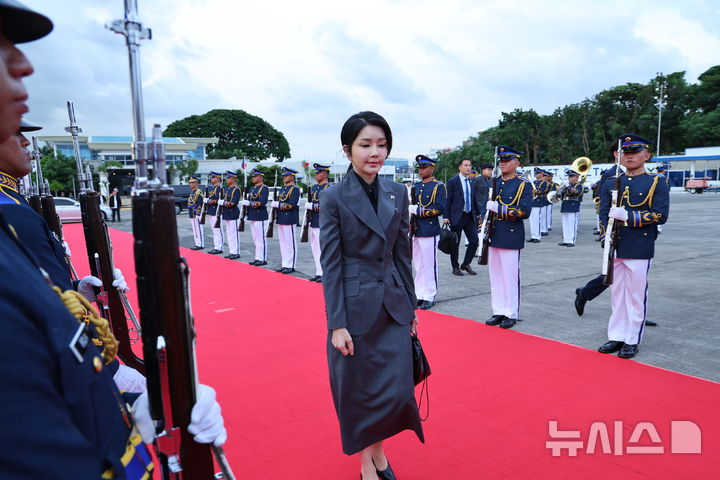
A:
[390,194,395,200]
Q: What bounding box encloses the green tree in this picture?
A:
[168,159,199,183]
[163,109,291,161]
[39,147,77,196]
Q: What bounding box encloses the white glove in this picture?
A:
[203,198,209,204]
[218,199,225,206]
[112,268,129,293]
[78,275,103,302]
[241,199,250,206]
[609,206,629,221]
[271,201,279,208]
[408,205,418,215]
[133,384,226,447]
[113,364,147,393]
[188,385,227,447]
[486,200,499,213]
[63,241,72,258]
[305,202,314,210]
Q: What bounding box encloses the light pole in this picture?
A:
[654,74,668,156]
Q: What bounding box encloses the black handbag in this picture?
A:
[411,332,431,420]
[437,224,456,254]
[411,333,431,385]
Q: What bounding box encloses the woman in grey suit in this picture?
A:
[320,112,424,480]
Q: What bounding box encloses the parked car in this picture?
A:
[170,184,193,215]
[54,197,112,223]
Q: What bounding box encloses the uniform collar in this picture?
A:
[626,167,646,177]
[0,171,19,192]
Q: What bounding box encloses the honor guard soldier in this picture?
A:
[528,167,549,243]
[410,155,446,310]
[0,4,229,478]
[597,134,669,359]
[484,146,532,329]
[204,171,225,254]
[187,175,204,250]
[222,170,241,259]
[558,170,583,247]
[275,167,300,273]
[307,163,331,282]
[246,169,269,266]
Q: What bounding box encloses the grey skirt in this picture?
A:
[327,306,424,455]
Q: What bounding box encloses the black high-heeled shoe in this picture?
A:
[373,459,396,480]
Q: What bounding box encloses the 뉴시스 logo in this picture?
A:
[546,420,702,456]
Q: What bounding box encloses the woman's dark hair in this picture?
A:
[340,111,392,157]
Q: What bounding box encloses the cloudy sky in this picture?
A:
[21,0,720,162]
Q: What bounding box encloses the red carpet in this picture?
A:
[63,224,719,479]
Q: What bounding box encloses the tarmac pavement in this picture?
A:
[110,191,720,382]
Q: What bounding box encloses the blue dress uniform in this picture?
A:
[0,210,152,480]
[411,155,447,308]
[559,172,583,246]
[0,170,72,290]
[187,176,205,249]
[276,168,300,272]
[246,169,269,265]
[486,146,532,328]
[221,171,242,259]
[205,171,225,254]
[598,134,670,358]
[308,163,331,279]
[528,168,550,241]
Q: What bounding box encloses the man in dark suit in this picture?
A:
[443,158,478,275]
[475,162,493,221]
[109,187,122,222]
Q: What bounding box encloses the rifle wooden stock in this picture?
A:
[601,186,620,286]
[28,194,43,216]
[132,188,214,478]
[300,186,311,243]
[41,195,78,280]
[477,176,497,266]
[213,186,224,229]
[79,191,144,374]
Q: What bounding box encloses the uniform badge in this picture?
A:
[69,323,92,362]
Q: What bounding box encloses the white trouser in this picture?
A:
[278,224,297,269]
[562,212,580,245]
[540,205,548,233]
[657,224,663,233]
[529,206,542,240]
[208,214,224,250]
[224,219,239,255]
[250,220,267,261]
[595,214,600,231]
[190,216,204,247]
[488,247,521,319]
[546,204,553,230]
[608,258,652,345]
[412,235,439,302]
[310,227,322,276]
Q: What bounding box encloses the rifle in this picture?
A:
[601,140,623,286]
[266,185,278,238]
[478,147,499,266]
[238,186,247,232]
[198,183,209,225]
[300,185,311,243]
[213,177,224,229]
[409,184,417,255]
[108,2,234,478]
[66,100,145,371]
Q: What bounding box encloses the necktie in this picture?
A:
[464,178,471,212]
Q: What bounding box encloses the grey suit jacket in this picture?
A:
[319,174,417,336]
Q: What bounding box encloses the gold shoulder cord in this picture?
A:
[621,175,659,208]
[52,286,118,365]
[417,182,439,207]
[496,178,526,206]
[279,185,295,202]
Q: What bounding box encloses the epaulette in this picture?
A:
[0,189,20,205]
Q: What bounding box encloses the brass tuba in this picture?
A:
[547,156,593,203]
